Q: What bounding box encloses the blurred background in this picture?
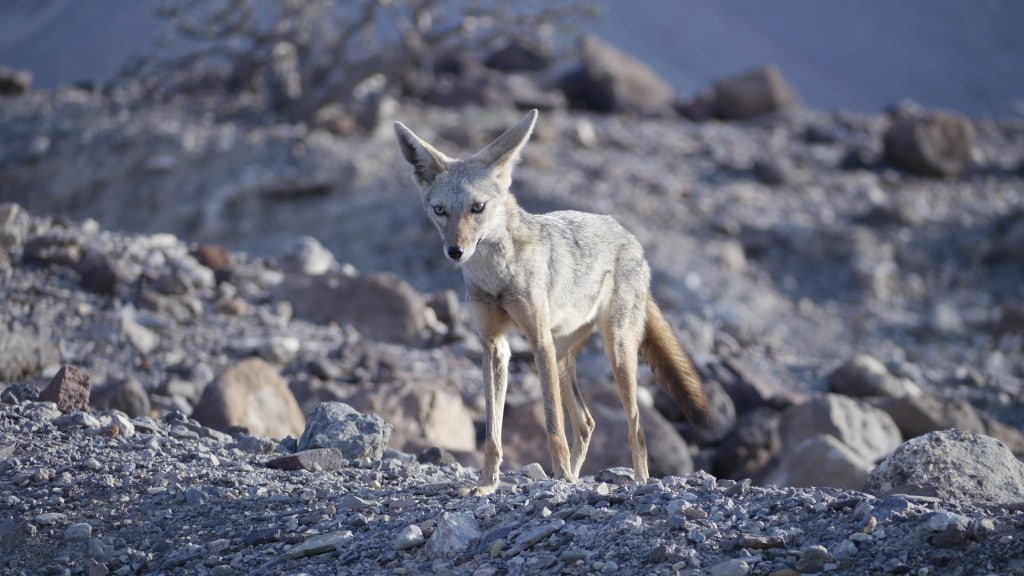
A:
[2,0,1023,117]
[2,0,1023,491]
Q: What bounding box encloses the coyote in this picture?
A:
[394,110,714,495]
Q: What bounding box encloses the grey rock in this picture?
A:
[266,448,346,472]
[393,524,425,551]
[1,382,40,404]
[0,331,61,383]
[424,511,479,558]
[347,380,476,454]
[865,429,1024,504]
[871,394,986,440]
[284,530,353,558]
[710,558,750,576]
[827,355,919,398]
[297,401,391,462]
[64,522,93,541]
[119,308,159,356]
[761,434,873,490]
[520,462,548,481]
[594,467,635,484]
[34,512,66,525]
[511,519,564,554]
[54,411,101,431]
[417,447,458,467]
[713,407,780,480]
[780,394,902,463]
[90,378,150,418]
[484,38,553,72]
[276,271,429,345]
[279,235,336,276]
[795,544,833,573]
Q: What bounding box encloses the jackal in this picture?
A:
[394,110,714,495]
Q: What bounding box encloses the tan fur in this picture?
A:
[394,110,715,495]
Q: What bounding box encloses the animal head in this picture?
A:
[393,109,538,264]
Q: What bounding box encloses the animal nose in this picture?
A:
[447,246,464,261]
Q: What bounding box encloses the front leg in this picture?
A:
[465,300,512,496]
[507,299,573,481]
[473,333,510,495]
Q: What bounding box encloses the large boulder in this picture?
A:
[827,355,919,398]
[883,108,974,177]
[194,358,306,439]
[710,66,799,121]
[559,34,675,115]
[780,394,902,463]
[275,271,430,345]
[871,394,986,440]
[679,66,798,122]
[761,434,874,490]
[865,429,1024,504]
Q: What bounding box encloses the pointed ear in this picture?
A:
[472,109,538,188]
[394,121,453,187]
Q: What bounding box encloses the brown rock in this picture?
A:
[560,34,675,115]
[708,66,799,121]
[192,244,233,270]
[75,252,119,295]
[193,358,306,439]
[883,108,974,177]
[0,66,32,95]
[39,366,91,413]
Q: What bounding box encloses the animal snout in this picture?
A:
[446,246,464,261]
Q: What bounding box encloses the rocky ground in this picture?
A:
[3,396,1024,576]
[2,36,1024,574]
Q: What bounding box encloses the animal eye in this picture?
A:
[470,202,486,214]
[432,205,446,216]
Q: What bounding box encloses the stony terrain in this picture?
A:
[2,34,1024,574]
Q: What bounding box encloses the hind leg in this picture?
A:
[600,303,650,482]
[558,353,596,478]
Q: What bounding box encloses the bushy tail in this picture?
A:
[640,296,717,435]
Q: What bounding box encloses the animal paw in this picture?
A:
[461,482,498,497]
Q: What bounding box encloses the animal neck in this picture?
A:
[460,192,527,294]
